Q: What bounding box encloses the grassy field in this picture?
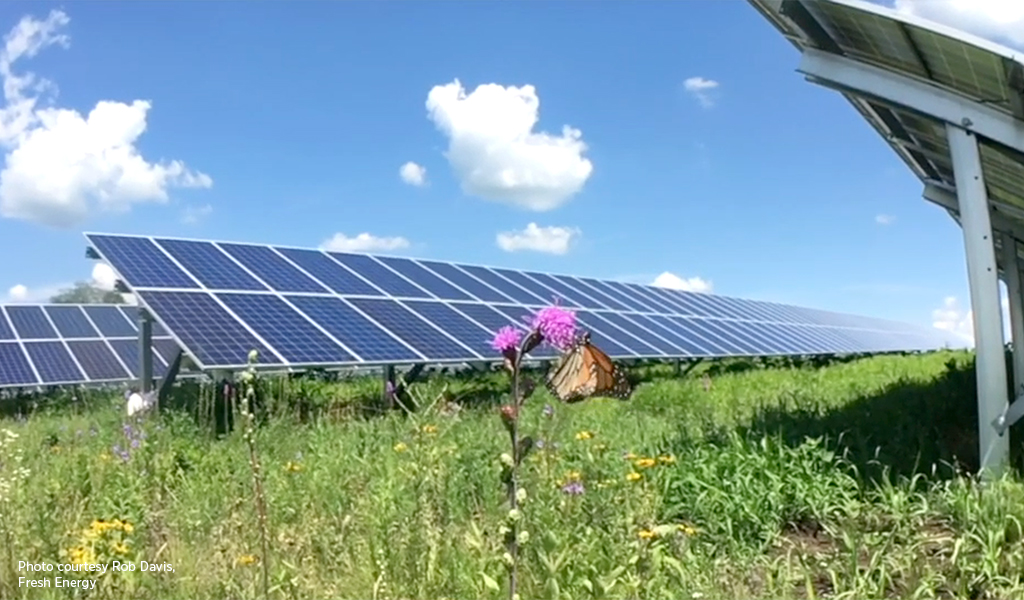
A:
[1,350,1024,599]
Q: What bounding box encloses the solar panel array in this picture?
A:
[0,303,183,389]
[84,233,964,373]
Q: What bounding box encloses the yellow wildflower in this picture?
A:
[626,472,642,482]
[100,452,112,462]
[51,445,61,454]
[122,522,134,534]
[635,458,656,469]
[111,541,129,555]
[638,529,657,540]
[593,443,607,452]
[237,554,258,566]
[677,524,698,536]
[422,424,438,434]
[566,470,582,481]
[284,461,303,473]
[575,431,593,441]
[659,455,676,464]
[624,452,637,460]
[393,442,408,453]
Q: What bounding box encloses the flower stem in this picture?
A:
[507,362,520,600]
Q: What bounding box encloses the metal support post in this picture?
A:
[948,123,1010,476]
[994,233,1024,436]
[137,311,154,394]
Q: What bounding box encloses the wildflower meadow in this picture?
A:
[0,305,1023,599]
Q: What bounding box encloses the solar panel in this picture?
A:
[0,303,186,388]
[84,233,964,372]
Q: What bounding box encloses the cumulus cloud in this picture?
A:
[0,10,212,229]
[399,161,427,187]
[932,294,1011,345]
[682,76,720,108]
[892,0,1024,48]
[496,222,580,255]
[7,283,27,301]
[181,203,212,225]
[320,232,411,253]
[875,213,896,225]
[426,79,593,211]
[652,271,714,293]
[91,262,117,291]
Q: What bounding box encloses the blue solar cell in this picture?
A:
[669,318,743,355]
[156,239,268,291]
[556,276,630,311]
[711,320,767,354]
[805,327,850,353]
[526,272,605,309]
[374,257,473,301]
[572,312,640,357]
[458,304,559,358]
[44,306,99,338]
[328,253,431,298]
[416,261,514,303]
[24,341,84,383]
[0,343,36,386]
[0,309,14,340]
[574,278,650,312]
[620,284,679,314]
[677,292,731,319]
[457,266,546,305]
[622,314,701,356]
[217,243,330,293]
[728,298,779,323]
[640,286,693,314]
[601,281,666,313]
[152,338,181,367]
[66,341,129,380]
[347,298,478,360]
[593,312,679,355]
[644,316,723,357]
[217,293,355,365]
[492,269,578,307]
[118,306,168,336]
[83,306,137,337]
[401,300,500,358]
[784,326,827,353]
[87,235,198,288]
[649,289,704,317]
[748,322,802,354]
[137,291,281,368]
[6,306,58,339]
[285,295,422,362]
[274,248,382,296]
[108,339,141,376]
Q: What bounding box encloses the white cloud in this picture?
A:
[496,222,580,255]
[320,232,411,253]
[91,262,117,291]
[683,76,720,108]
[7,284,27,301]
[399,161,427,187]
[892,0,1024,48]
[0,10,212,229]
[181,203,212,225]
[875,213,896,225]
[652,271,714,293]
[932,293,1011,345]
[425,79,593,211]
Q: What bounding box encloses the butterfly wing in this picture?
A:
[546,339,594,403]
[586,343,634,400]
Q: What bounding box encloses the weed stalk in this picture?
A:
[240,351,271,598]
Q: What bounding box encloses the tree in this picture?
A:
[50,282,125,304]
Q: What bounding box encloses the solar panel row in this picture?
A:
[0,304,181,388]
[85,233,962,372]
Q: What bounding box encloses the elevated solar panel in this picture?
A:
[83,233,967,373]
[0,303,187,389]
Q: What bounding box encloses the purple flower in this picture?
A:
[491,326,523,353]
[123,424,133,437]
[561,481,585,496]
[543,404,554,418]
[530,305,577,351]
[130,439,141,449]
[385,381,396,399]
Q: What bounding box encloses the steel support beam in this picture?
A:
[137,311,154,394]
[948,123,1010,476]
[799,48,1024,154]
[994,232,1024,437]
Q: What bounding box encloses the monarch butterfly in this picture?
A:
[545,332,633,403]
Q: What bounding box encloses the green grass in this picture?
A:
[2,350,1024,599]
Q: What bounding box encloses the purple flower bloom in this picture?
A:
[123,424,133,437]
[561,481,585,496]
[130,439,141,449]
[490,326,523,353]
[530,305,577,351]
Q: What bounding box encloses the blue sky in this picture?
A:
[0,1,1019,338]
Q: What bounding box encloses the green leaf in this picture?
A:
[481,572,500,592]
